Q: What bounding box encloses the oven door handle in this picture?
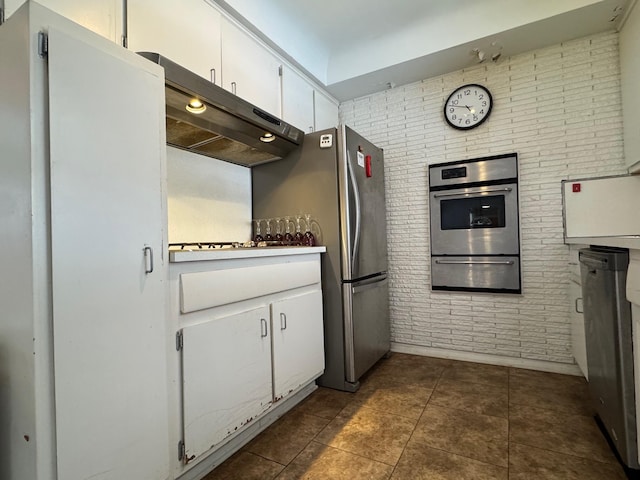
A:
[434,259,515,265]
[433,187,513,198]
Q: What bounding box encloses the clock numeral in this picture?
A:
[452,99,459,105]
[473,115,478,121]
[480,110,484,115]
[482,101,487,107]
[479,94,484,100]
[464,89,471,95]
[449,108,454,113]
[465,119,471,125]
[452,114,457,120]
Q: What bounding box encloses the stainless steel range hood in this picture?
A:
[138,52,303,167]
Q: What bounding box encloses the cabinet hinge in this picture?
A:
[176,331,183,351]
[38,32,48,58]
[278,65,283,77]
[178,440,185,461]
[0,7,5,26]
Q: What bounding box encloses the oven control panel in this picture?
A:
[441,166,467,180]
[429,154,518,188]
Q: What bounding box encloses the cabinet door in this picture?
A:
[48,28,169,480]
[314,90,339,131]
[182,306,272,461]
[272,290,325,401]
[128,0,222,83]
[569,279,589,379]
[282,65,314,133]
[221,17,281,116]
[8,0,120,41]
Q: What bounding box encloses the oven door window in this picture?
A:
[441,195,506,230]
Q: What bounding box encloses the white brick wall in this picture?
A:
[340,32,626,366]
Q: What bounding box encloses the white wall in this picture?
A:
[340,31,626,367]
[167,147,252,243]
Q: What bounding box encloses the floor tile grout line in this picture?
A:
[507,364,511,478]
[388,361,448,478]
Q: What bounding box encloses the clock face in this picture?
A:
[444,84,493,130]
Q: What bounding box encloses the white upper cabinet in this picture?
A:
[5,0,120,41]
[620,1,640,173]
[281,64,340,133]
[314,89,339,131]
[128,0,222,83]
[282,65,315,133]
[221,17,281,116]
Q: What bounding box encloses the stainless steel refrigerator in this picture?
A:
[252,125,390,391]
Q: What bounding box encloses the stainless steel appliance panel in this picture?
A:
[430,183,519,255]
[344,275,390,382]
[431,256,521,291]
[429,155,518,188]
[339,125,388,281]
[579,247,637,468]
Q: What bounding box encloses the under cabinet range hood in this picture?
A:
[138,52,303,167]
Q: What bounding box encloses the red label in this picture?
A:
[365,155,372,177]
[572,183,581,193]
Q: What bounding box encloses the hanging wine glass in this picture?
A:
[264,218,274,242]
[283,216,294,245]
[253,219,264,243]
[274,217,284,244]
[293,215,304,246]
[303,213,316,246]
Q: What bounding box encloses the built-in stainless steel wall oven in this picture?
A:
[429,153,521,293]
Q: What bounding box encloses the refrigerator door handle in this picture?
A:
[352,276,388,294]
[346,150,362,276]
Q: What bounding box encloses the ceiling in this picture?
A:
[212,0,633,101]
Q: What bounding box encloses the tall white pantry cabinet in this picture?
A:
[0,3,170,480]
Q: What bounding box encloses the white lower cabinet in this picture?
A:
[172,251,325,472]
[181,305,272,462]
[272,290,325,401]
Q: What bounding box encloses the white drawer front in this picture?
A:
[180,260,321,313]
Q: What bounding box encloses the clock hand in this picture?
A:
[448,104,472,111]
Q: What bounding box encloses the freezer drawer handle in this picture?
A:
[352,277,388,294]
[434,259,515,265]
[260,318,268,338]
[280,312,287,330]
[575,297,584,314]
[143,246,154,274]
[433,187,513,198]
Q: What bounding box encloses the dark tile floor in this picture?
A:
[203,353,627,480]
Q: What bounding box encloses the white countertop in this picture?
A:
[565,236,640,250]
[169,245,326,263]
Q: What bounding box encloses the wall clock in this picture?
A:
[444,84,493,130]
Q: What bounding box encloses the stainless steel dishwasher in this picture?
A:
[579,246,637,469]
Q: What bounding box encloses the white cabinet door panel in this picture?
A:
[48,28,169,480]
[221,18,281,116]
[282,65,314,133]
[128,0,222,83]
[314,90,339,131]
[272,290,324,401]
[182,306,272,461]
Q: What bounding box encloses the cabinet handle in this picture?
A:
[280,313,287,330]
[210,68,216,84]
[143,246,154,274]
[260,318,268,337]
[231,81,237,95]
[575,297,583,314]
